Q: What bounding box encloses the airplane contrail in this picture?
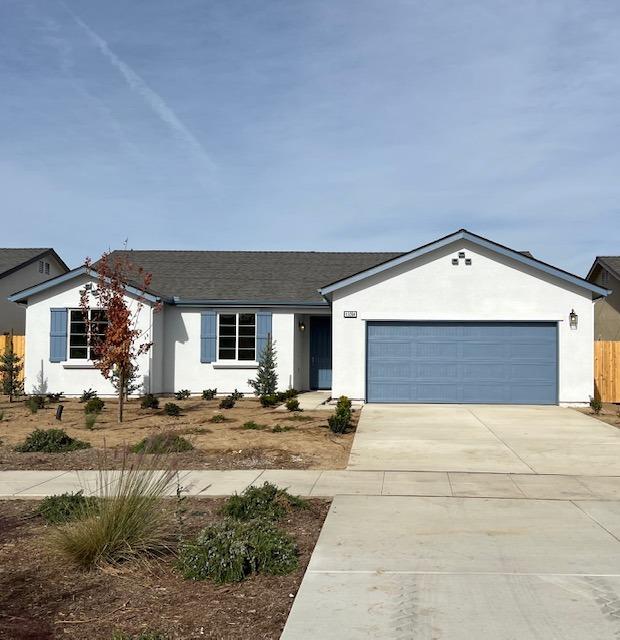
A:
[64,4,216,181]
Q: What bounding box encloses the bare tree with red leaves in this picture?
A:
[80,252,158,423]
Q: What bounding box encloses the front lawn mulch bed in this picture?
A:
[0,497,330,640]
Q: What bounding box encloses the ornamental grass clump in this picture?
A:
[15,428,91,453]
[50,456,177,568]
[178,518,298,584]
[131,432,193,454]
[221,482,307,522]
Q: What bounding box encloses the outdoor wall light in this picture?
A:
[298,320,306,332]
[569,309,578,330]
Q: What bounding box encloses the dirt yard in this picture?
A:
[577,402,620,428]
[0,396,357,470]
[0,497,329,640]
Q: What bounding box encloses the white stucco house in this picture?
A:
[8,230,608,404]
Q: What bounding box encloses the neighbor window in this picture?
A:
[218,313,256,361]
[38,260,44,273]
[69,309,108,360]
[44,262,50,274]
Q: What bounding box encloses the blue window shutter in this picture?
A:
[256,311,272,358]
[201,311,216,363]
[50,308,68,362]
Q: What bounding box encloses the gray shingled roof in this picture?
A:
[106,250,403,303]
[598,257,620,278]
[0,248,53,278]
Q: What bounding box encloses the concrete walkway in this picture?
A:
[282,495,620,639]
[3,468,620,500]
[349,404,620,475]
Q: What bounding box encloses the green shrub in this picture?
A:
[50,459,177,568]
[241,420,265,430]
[219,396,235,410]
[178,518,298,583]
[79,388,98,403]
[283,414,313,422]
[590,396,603,415]
[37,491,97,524]
[259,394,278,408]
[271,424,293,433]
[202,388,217,400]
[46,392,64,403]
[221,482,307,521]
[132,432,194,454]
[15,428,91,453]
[84,397,104,414]
[285,398,301,412]
[209,413,228,423]
[25,395,46,413]
[328,395,352,434]
[284,388,298,399]
[231,388,244,400]
[140,394,160,409]
[175,389,191,400]
[164,402,181,417]
[84,413,97,430]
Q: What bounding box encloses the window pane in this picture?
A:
[70,334,88,347]
[239,313,255,326]
[219,336,235,349]
[218,348,235,360]
[219,314,236,325]
[71,310,86,322]
[70,322,87,335]
[239,336,255,349]
[92,323,108,335]
[219,325,236,336]
[238,349,255,361]
[239,325,255,337]
[91,310,107,322]
[70,347,87,359]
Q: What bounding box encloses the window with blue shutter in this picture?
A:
[256,311,272,358]
[201,311,216,363]
[50,308,68,362]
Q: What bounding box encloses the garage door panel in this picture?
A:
[367,322,557,404]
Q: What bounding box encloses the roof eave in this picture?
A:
[172,297,329,308]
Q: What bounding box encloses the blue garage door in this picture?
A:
[366,322,558,404]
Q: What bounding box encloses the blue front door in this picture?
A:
[310,316,332,390]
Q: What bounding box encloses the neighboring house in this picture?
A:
[587,257,620,340]
[8,229,608,404]
[0,248,69,334]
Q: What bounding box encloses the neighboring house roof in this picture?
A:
[8,230,609,306]
[0,248,69,279]
[319,229,609,299]
[587,256,620,282]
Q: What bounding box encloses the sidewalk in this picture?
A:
[3,468,620,500]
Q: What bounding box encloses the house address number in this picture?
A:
[343,311,357,318]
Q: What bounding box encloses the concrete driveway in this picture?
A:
[348,404,620,475]
[282,495,620,639]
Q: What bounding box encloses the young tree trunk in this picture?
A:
[118,369,125,423]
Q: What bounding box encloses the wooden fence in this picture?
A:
[0,334,25,381]
[595,341,620,403]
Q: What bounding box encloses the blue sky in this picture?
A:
[2,0,619,274]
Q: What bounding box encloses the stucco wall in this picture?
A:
[331,240,595,403]
[1,254,67,334]
[24,275,154,396]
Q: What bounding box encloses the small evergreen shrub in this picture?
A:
[209,413,227,423]
[175,389,191,400]
[37,491,97,524]
[84,397,104,414]
[132,432,194,454]
[221,482,307,521]
[80,388,98,403]
[590,396,603,415]
[328,395,352,434]
[164,402,181,417]
[241,420,265,430]
[178,518,298,583]
[202,388,217,400]
[260,394,279,408]
[231,389,244,400]
[248,338,278,396]
[46,392,64,403]
[25,395,46,413]
[271,424,293,433]
[15,428,91,453]
[285,398,301,412]
[219,396,235,410]
[140,394,160,409]
[85,413,97,430]
[284,388,298,399]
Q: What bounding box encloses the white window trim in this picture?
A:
[216,311,258,364]
[67,308,107,362]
